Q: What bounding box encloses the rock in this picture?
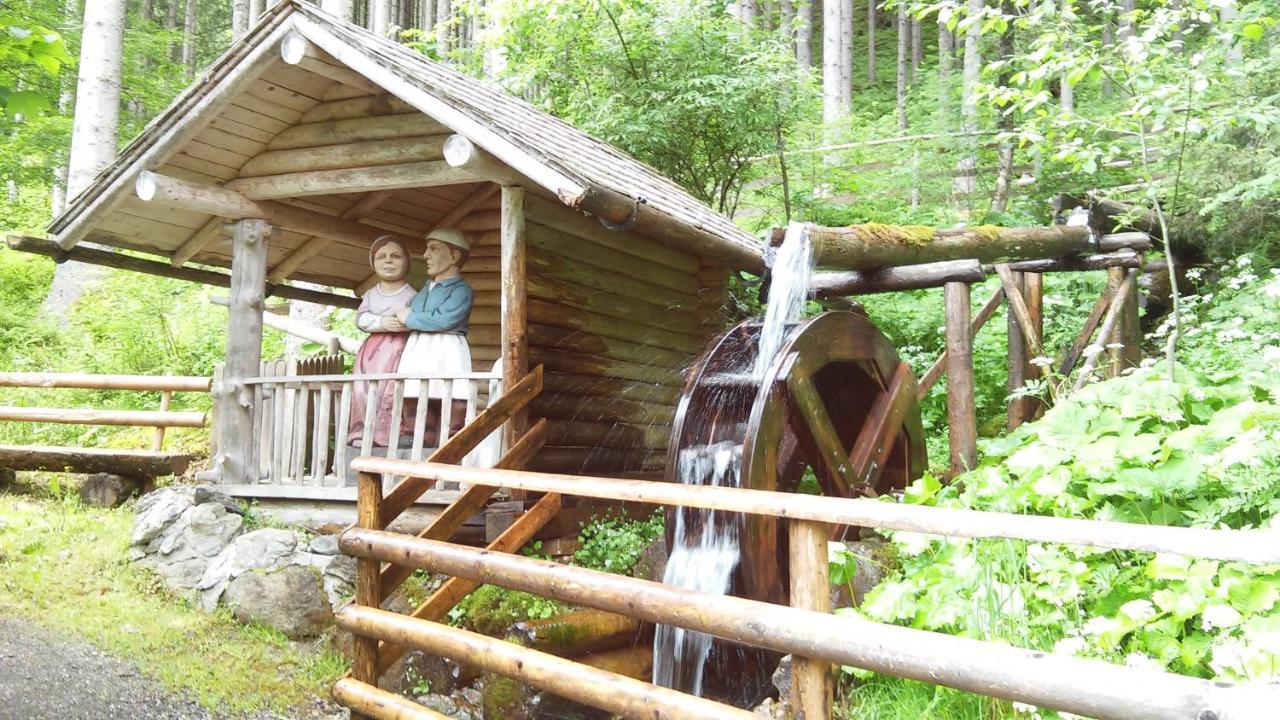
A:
[222,565,333,639]
[771,654,792,697]
[308,533,340,556]
[193,485,244,515]
[835,540,895,607]
[480,674,535,720]
[401,651,480,697]
[630,535,668,582]
[752,696,792,719]
[197,528,298,610]
[79,473,142,508]
[418,694,461,717]
[292,551,356,608]
[131,486,198,546]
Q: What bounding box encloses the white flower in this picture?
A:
[1237,255,1252,267]
[1105,342,1124,350]
[1265,346,1280,364]
[1140,357,1158,368]
[1189,387,1206,401]
[1029,356,1053,367]
[1083,344,1104,358]
[1262,281,1280,299]
[1011,701,1040,716]
[1053,636,1088,656]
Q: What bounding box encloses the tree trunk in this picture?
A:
[1100,15,1113,98]
[248,0,264,24]
[371,0,391,35]
[822,0,842,123]
[1121,0,1137,40]
[182,0,198,77]
[937,20,952,121]
[896,3,907,131]
[422,0,436,30]
[910,18,921,82]
[742,0,757,27]
[839,0,852,108]
[1171,0,1183,51]
[991,0,1015,214]
[320,0,354,20]
[436,0,452,55]
[866,0,876,84]
[43,0,126,318]
[954,0,982,209]
[232,0,250,39]
[796,0,813,66]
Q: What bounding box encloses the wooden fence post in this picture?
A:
[944,282,977,474]
[500,185,529,451]
[789,519,831,720]
[352,470,384,720]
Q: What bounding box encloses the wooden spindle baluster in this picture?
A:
[275,384,292,484]
[359,380,380,461]
[312,382,333,486]
[410,385,429,462]
[386,379,405,461]
[334,382,352,487]
[292,384,310,485]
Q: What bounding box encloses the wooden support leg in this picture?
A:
[944,282,977,475]
[217,218,270,484]
[352,470,384,720]
[1006,270,1028,430]
[1023,272,1044,420]
[501,185,529,500]
[1107,266,1141,375]
[789,519,831,720]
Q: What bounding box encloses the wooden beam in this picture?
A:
[172,216,227,268]
[443,135,523,185]
[0,444,195,478]
[6,235,361,309]
[0,406,205,428]
[944,282,977,475]
[811,259,984,297]
[789,520,832,720]
[1107,265,1142,375]
[352,470,384,718]
[1056,286,1114,378]
[985,248,1143,274]
[331,678,450,720]
[0,372,209,392]
[268,190,392,283]
[239,135,448,178]
[267,113,449,151]
[138,172,386,244]
[1072,270,1137,392]
[226,160,482,199]
[994,263,1046,360]
[212,219,270,484]
[280,30,385,98]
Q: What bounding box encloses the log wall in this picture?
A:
[520,196,728,477]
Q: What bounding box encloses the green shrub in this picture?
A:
[574,510,664,575]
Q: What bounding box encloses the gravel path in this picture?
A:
[0,617,345,720]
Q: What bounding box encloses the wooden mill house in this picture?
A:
[25,1,765,522]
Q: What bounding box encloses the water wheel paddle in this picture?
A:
[661,311,927,707]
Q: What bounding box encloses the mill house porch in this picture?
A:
[8,1,760,521]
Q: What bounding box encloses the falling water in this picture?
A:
[653,222,815,700]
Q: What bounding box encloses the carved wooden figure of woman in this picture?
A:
[347,235,416,447]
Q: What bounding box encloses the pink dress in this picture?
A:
[347,284,417,447]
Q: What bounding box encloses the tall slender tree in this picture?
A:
[823,0,842,123]
[436,0,453,55]
[372,0,392,35]
[232,0,250,39]
[910,17,921,81]
[938,19,953,120]
[796,0,813,66]
[991,0,1016,213]
[44,0,127,316]
[866,0,876,83]
[955,0,982,208]
[839,0,852,108]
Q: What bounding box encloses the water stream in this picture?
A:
[652,222,815,700]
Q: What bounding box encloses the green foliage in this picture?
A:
[448,584,567,636]
[0,9,71,118]
[481,0,815,214]
[574,510,664,574]
[854,262,1280,710]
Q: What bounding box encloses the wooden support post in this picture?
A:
[217,218,270,484]
[1006,269,1028,430]
[500,186,529,454]
[789,519,832,720]
[1107,266,1141,375]
[352,470,384,720]
[944,282,977,475]
[1023,272,1044,420]
[917,288,1004,399]
[151,391,172,450]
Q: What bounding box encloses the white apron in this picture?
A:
[397,332,473,400]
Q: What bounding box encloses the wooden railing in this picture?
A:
[336,459,1279,720]
[235,367,504,498]
[0,371,211,478]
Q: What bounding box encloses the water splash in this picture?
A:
[755,222,814,377]
[653,223,815,700]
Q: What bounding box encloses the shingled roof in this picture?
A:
[47,0,764,277]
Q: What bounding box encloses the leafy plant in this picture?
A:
[574,510,664,575]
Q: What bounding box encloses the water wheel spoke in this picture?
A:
[847,361,917,491]
[783,372,858,498]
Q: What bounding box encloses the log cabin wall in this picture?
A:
[507,194,731,478]
[453,193,503,370]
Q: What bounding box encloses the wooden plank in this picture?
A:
[297,94,417,124]
[332,678,450,720]
[523,194,700,274]
[527,222,701,295]
[529,347,684,388]
[0,445,196,478]
[335,382,353,486]
[268,109,448,150]
[527,274,700,336]
[944,282,977,475]
[227,161,483,200]
[239,135,448,177]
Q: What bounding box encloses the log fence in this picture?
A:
[336,458,1280,720]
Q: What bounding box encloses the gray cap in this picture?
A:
[425,227,469,252]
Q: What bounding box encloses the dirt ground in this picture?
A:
[0,618,345,720]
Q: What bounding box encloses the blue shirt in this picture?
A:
[403,276,472,334]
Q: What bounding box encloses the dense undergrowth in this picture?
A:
[841,261,1280,718]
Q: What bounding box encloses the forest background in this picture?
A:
[1,0,1280,717]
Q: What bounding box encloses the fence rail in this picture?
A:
[340,457,1280,720]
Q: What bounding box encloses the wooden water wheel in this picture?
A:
[662,310,927,706]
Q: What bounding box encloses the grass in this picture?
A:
[0,486,348,716]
